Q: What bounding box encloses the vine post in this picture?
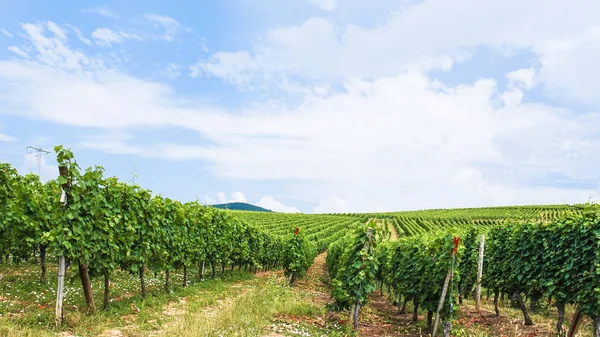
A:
[432,236,459,337]
[475,234,484,311]
[55,164,69,326]
[350,227,373,330]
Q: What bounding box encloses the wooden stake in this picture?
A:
[55,256,66,326]
[55,165,69,326]
[475,234,485,311]
[433,236,459,337]
[567,308,583,337]
[432,267,452,337]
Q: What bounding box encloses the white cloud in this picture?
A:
[507,67,536,90]
[230,192,247,202]
[502,89,524,107]
[72,70,600,211]
[257,195,300,213]
[8,46,28,58]
[205,195,216,204]
[217,192,227,203]
[2,10,600,212]
[65,24,92,45]
[46,22,67,40]
[307,0,337,11]
[90,14,181,47]
[22,153,57,183]
[0,132,16,142]
[91,28,124,46]
[18,22,96,71]
[313,195,348,213]
[1,29,12,38]
[159,63,181,79]
[92,28,145,46]
[82,6,119,19]
[193,0,600,105]
[143,14,181,41]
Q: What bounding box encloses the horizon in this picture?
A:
[1,0,599,213]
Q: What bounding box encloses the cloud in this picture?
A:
[2,11,600,212]
[22,153,57,183]
[65,24,92,45]
[206,193,300,212]
[17,22,96,71]
[307,0,337,11]
[90,14,181,47]
[1,29,12,38]
[192,0,600,105]
[82,6,119,19]
[46,22,67,40]
[205,195,216,204]
[507,67,536,90]
[313,195,348,213]
[257,195,300,213]
[92,28,145,46]
[143,14,181,41]
[216,192,227,203]
[230,192,247,202]
[0,132,17,142]
[72,70,600,211]
[159,63,181,79]
[8,46,28,58]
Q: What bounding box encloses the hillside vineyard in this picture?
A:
[1,145,599,336]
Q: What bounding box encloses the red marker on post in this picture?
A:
[451,236,460,254]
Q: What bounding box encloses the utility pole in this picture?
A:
[26,146,50,177]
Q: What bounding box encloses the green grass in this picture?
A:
[163,273,352,336]
[0,261,256,336]
[0,261,351,337]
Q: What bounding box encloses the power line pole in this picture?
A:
[26,146,50,177]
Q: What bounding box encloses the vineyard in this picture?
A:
[2,145,600,336]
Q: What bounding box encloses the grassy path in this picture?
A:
[367,218,398,240]
[155,252,350,337]
[387,219,399,241]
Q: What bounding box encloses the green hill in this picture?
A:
[210,202,273,212]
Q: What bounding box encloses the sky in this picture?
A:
[1,0,600,213]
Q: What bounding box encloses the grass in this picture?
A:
[0,260,257,336]
[0,260,352,337]
[5,258,594,337]
[163,272,352,336]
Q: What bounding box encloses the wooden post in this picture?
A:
[55,164,69,326]
[567,308,582,337]
[55,255,66,326]
[432,236,459,337]
[350,227,373,330]
[432,268,452,336]
[475,234,485,311]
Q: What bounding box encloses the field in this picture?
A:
[2,151,600,336]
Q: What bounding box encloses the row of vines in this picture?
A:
[328,205,600,336]
[483,208,600,335]
[0,146,315,323]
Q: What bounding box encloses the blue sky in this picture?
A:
[1,0,599,213]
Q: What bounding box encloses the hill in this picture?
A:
[210,202,273,212]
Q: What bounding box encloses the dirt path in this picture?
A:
[96,271,278,337]
[294,252,331,305]
[359,293,427,337]
[387,219,399,241]
[263,252,342,336]
[358,292,566,337]
[367,218,398,241]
